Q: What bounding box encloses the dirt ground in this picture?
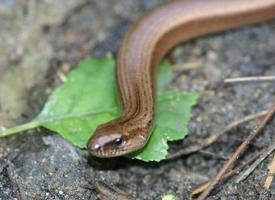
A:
[0,0,274,199]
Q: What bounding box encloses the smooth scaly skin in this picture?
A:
[87,0,275,158]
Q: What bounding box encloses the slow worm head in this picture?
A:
[87,0,275,158]
[87,118,151,157]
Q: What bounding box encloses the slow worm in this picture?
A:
[87,0,275,158]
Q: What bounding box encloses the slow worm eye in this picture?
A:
[115,138,124,146]
[94,144,101,151]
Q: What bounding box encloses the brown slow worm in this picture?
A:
[87,0,275,158]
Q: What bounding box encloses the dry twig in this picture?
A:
[167,110,267,159]
[197,105,275,200]
[93,180,132,200]
[235,141,275,183]
[192,150,263,196]
[224,76,275,83]
[264,153,275,189]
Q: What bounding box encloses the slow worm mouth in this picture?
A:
[88,148,125,158]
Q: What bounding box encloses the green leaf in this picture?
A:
[157,60,173,91]
[0,58,199,161]
[35,59,120,148]
[162,194,177,200]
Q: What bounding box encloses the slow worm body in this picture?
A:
[87,0,275,158]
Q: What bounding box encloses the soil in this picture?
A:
[0,0,274,199]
